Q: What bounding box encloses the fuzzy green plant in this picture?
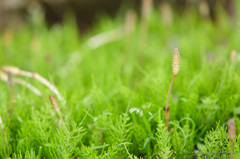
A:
[54,122,85,158]
[155,120,173,159]
[170,118,196,158]
[108,113,133,158]
[1,2,240,158]
[197,122,230,158]
[233,135,240,158]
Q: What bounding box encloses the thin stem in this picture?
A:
[165,75,176,110]
[164,75,176,130]
[124,143,133,159]
[230,139,234,159]
[58,114,67,133]
[164,109,169,131]
[9,87,14,114]
[7,71,14,115]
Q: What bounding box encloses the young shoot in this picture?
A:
[49,94,67,132]
[164,48,180,130]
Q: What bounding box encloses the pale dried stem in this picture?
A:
[1,66,65,106]
[87,10,135,49]
[14,78,42,96]
[1,69,42,96]
[87,28,123,49]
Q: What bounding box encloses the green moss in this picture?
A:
[0,4,240,158]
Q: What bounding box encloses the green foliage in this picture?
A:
[155,120,173,159]
[53,122,85,158]
[233,135,240,158]
[1,2,240,158]
[197,122,230,158]
[108,113,133,158]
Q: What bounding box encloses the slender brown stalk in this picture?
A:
[227,119,236,159]
[7,71,14,114]
[165,75,176,110]
[164,75,175,130]
[49,94,67,132]
[164,48,180,130]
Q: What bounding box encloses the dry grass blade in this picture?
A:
[0,69,42,96]
[1,66,65,106]
[87,28,123,49]
[87,10,136,50]
[49,94,67,132]
[227,118,236,159]
[14,78,42,96]
[164,48,180,130]
[0,71,7,82]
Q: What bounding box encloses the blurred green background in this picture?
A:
[0,0,240,158]
[0,0,236,31]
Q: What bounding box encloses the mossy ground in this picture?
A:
[0,4,240,159]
